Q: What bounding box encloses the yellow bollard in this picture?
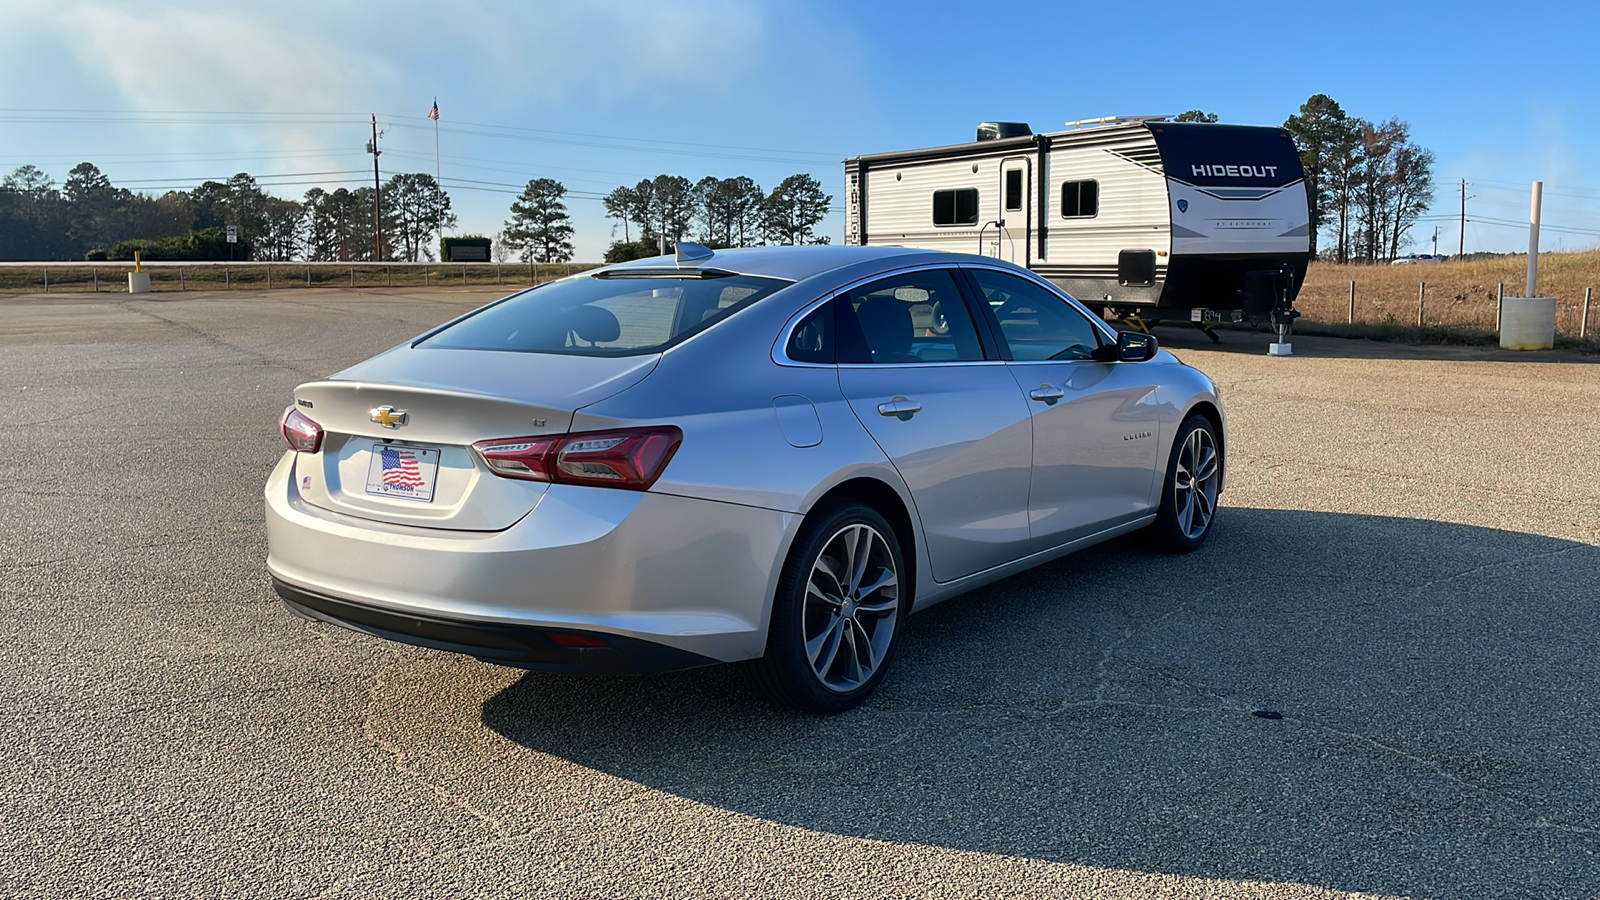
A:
[128,250,152,293]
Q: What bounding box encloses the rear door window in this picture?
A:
[418,274,787,356]
[835,269,986,364]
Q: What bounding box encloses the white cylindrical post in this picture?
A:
[1583,287,1592,339]
[1526,181,1542,298]
[1500,181,1556,350]
[1348,280,1355,324]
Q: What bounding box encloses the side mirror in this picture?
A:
[1092,331,1159,362]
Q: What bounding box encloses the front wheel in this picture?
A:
[749,503,905,714]
[1149,414,1223,553]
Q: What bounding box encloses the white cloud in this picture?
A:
[0,0,858,258]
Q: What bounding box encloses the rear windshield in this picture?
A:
[417,273,789,356]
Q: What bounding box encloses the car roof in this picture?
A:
[601,245,970,282]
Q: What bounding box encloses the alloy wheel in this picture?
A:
[1173,426,1220,539]
[803,523,900,694]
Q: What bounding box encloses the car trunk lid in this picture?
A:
[290,347,659,531]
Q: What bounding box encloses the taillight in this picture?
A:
[473,426,682,491]
[474,437,559,482]
[280,406,323,453]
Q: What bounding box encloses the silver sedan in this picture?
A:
[265,245,1224,713]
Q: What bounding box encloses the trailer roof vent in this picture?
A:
[976,122,1032,142]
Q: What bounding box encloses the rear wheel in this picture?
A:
[1150,414,1222,553]
[749,503,905,714]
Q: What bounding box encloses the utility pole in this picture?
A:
[368,115,383,261]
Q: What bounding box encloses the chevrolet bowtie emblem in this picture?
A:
[369,405,409,428]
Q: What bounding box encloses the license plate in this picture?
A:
[363,443,440,502]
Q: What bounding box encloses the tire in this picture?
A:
[749,503,906,714]
[1149,414,1223,553]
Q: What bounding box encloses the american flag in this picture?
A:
[380,446,426,488]
[427,100,439,121]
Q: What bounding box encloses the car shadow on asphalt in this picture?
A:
[480,508,1600,899]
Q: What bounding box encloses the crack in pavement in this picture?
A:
[358,664,508,835]
[115,299,323,380]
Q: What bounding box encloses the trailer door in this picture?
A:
[999,158,1030,267]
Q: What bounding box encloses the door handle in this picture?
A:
[1029,385,1066,403]
[877,397,923,419]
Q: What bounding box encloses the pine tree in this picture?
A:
[503,178,575,263]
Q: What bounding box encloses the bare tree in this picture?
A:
[1385,133,1435,260]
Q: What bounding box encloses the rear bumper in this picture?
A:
[274,577,715,674]
[264,452,800,668]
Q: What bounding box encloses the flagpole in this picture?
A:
[433,98,442,262]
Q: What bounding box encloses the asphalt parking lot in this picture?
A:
[2,287,1597,900]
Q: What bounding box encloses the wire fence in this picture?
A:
[1295,258,1597,344]
[0,261,598,294]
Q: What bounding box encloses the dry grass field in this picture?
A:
[1296,249,1599,346]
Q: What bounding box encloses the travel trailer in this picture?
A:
[844,117,1311,333]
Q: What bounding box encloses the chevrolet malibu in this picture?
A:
[266,245,1224,713]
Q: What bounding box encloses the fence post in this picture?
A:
[496,263,502,285]
[226,266,231,290]
[93,268,99,292]
[1348,280,1355,324]
[1583,287,1592,338]
[424,265,429,285]
[267,266,272,290]
[307,266,311,288]
[387,265,391,286]
[1417,282,1425,326]
[43,268,48,293]
[179,268,184,291]
[1497,282,1504,332]
[350,266,355,287]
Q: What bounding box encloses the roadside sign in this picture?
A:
[226,225,237,244]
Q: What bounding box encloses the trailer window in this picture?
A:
[933,188,979,227]
[1060,180,1099,218]
[1005,170,1024,212]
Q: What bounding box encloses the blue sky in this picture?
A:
[2,0,1596,259]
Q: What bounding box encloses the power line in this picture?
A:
[387,120,841,168]
[374,112,846,162]
[107,169,371,186]
[2,106,846,168]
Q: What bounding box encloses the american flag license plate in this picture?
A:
[363,443,440,502]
